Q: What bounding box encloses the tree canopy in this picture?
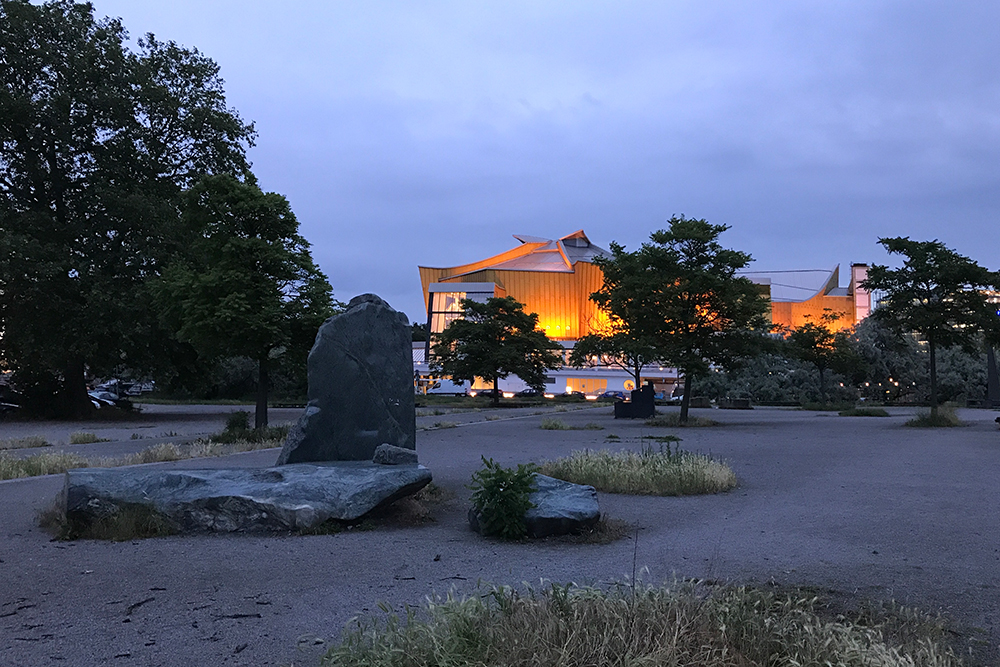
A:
[153,175,335,428]
[862,237,1000,413]
[430,296,561,406]
[0,0,256,416]
[596,217,771,422]
[784,310,865,402]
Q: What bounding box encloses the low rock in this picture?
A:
[373,443,418,465]
[468,473,599,538]
[64,462,432,534]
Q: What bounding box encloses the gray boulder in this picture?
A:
[373,443,418,465]
[64,462,432,533]
[469,473,600,538]
[277,294,416,464]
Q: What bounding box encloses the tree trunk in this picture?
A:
[62,358,91,419]
[632,360,642,390]
[256,353,269,429]
[928,337,938,416]
[492,376,500,407]
[679,373,693,424]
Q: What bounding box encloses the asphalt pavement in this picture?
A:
[1,404,999,666]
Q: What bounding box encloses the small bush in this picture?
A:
[323,582,961,667]
[432,421,457,429]
[69,431,106,444]
[645,413,719,427]
[225,410,251,431]
[469,457,538,540]
[840,407,890,417]
[0,435,49,450]
[906,405,963,427]
[540,418,569,430]
[540,445,736,496]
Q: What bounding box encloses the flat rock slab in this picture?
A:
[469,474,600,538]
[64,462,432,533]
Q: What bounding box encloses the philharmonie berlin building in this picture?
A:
[415,231,871,397]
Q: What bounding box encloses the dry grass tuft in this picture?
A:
[539,447,737,496]
[540,418,570,430]
[906,405,963,428]
[645,413,720,427]
[0,435,50,450]
[69,431,106,444]
[324,582,961,667]
[840,407,891,417]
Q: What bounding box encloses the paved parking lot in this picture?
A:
[1,405,999,666]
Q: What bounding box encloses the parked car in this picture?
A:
[515,388,541,397]
[598,390,626,401]
[470,388,502,399]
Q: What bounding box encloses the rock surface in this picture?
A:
[64,462,432,533]
[373,443,419,465]
[277,294,416,464]
[469,473,600,538]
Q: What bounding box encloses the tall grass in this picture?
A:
[324,582,961,667]
[539,446,736,496]
[906,405,963,427]
[69,431,106,444]
[0,435,286,481]
[0,435,50,450]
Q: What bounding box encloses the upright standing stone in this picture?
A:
[277,294,416,464]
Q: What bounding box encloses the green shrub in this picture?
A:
[540,418,569,430]
[801,401,856,411]
[840,407,890,417]
[540,445,736,496]
[225,410,251,431]
[323,582,961,667]
[469,457,538,540]
[209,413,289,444]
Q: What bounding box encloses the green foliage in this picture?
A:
[209,411,289,444]
[593,217,771,423]
[468,457,538,540]
[785,310,867,401]
[69,432,104,444]
[430,297,561,406]
[153,174,336,427]
[645,413,719,427]
[540,418,569,430]
[0,1,256,417]
[864,237,1000,412]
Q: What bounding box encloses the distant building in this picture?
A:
[416,231,871,396]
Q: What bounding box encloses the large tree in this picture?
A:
[598,217,771,423]
[862,237,1000,415]
[785,310,864,403]
[430,296,561,406]
[567,326,659,391]
[0,0,255,416]
[153,175,334,428]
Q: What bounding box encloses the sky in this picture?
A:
[91,1,1000,323]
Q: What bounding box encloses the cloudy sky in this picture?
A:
[92,1,1000,323]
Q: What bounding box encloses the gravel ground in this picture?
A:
[1,404,999,666]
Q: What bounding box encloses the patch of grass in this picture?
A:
[69,431,108,444]
[539,445,737,496]
[580,422,604,430]
[906,405,963,427]
[801,401,857,411]
[432,421,457,429]
[323,582,961,667]
[645,413,720,427]
[1,435,287,481]
[209,411,289,443]
[0,435,50,450]
[540,418,570,430]
[604,434,620,441]
[46,503,179,541]
[840,407,891,417]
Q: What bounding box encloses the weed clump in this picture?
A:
[323,582,961,667]
[0,435,49,450]
[645,413,719,428]
[840,407,890,417]
[210,411,289,443]
[469,457,538,540]
[540,418,569,430]
[906,405,963,427]
[69,431,106,444]
[540,444,736,496]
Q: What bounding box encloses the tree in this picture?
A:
[785,310,864,402]
[862,237,1000,415]
[153,175,335,428]
[430,296,561,406]
[597,217,771,423]
[567,330,658,391]
[0,0,255,416]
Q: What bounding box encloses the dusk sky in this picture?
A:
[92,1,1000,323]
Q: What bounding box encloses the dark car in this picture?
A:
[599,390,626,401]
[515,388,541,397]
[471,388,502,399]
